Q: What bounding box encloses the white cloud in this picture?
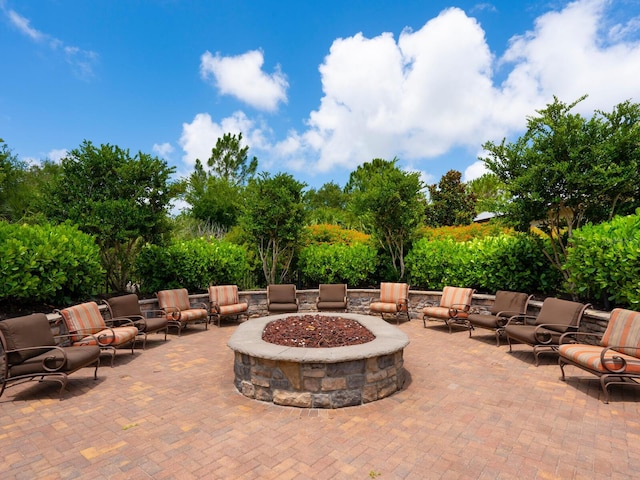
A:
[463,161,488,182]
[152,142,174,158]
[2,5,98,79]
[200,50,288,111]
[47,148,68,162]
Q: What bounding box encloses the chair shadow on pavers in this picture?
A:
[467,290,532,346]
[104,293,169,349]
[0,313,101,400]
[505,297,590,366]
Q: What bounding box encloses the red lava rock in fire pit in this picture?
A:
[262,314,375,348]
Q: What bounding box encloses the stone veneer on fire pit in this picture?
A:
[227,312,410,408]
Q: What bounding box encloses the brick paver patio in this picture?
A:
[2,318,639,479]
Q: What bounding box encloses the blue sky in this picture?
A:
[2,0,640,203]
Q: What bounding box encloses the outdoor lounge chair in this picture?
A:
[0,313,101,400]
[208,285,249,327]
[156,288,209,335]
[316,284,348,312]
[423,286,475,332]
[267,284,299,314]
[559,308,640,403]
[370,282,410,324]
[467,290,532,345]
[57,302,139,366]
[505,297,589,366]
[104,294,169,349]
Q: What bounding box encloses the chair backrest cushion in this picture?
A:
[535,297,585,332]
[209,285,240,306]
[0,313,55,364]
[60,302,107,342]
[319,284,347,302]
[157,288,191,311]
[491,291,530,315]
[440,286,474,309]
[379,283,409,304]
[268,284,296,303]
[602,308,640,357]
[106,293,142,318]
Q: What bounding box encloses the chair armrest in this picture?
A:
[5,345,68,372]
[190,301,208,310]
[105,316,137,328]
[559,331,603,344]
[448,303,471,317]
[534,323,579,344]
[504,314,537,326]
[396,297,409,311]
[210,300,221,314]
[599,346,640,373]
[161,305,181,320]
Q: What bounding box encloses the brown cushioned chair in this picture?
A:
[316,284,348,312]
[208,285,249,327]
[423,286,475,332]
[0,313,100,400]
[505,297,590,366]
[467,291,532,345]
[156,288,209,335]
[370,282,410,324]
[104,294,169,349]
[267,284,299,314]
[57,302,139,366]
[559,308,640,403]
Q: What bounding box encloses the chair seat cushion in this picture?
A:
[268,303,298,313]
[219,303,248,316]
[505,324,563,345]
[177,309,208,322]
[370,302,398,314]
[559,344,640,374]
[317,301,347,310]
[73,326,138,346]
[9,345,101,377]
[423,306,450,319]
[467,313,501,329]
[140,317,169,333]
[0,313,55,363]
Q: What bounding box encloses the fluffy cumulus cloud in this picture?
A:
[200,50,288,112]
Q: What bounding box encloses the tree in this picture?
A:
[0,139,26,221]
[425,170,477,227]
[240,172,306,285]
[183,132,258,230]
[347,158,424,280]
[467,173,510,215]
[482,96,640,283]
[303,181,356,226]
[43,140,179,291]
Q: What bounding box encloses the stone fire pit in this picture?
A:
[227,312,410,408]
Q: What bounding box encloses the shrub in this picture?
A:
[415,223,510,243]
[134,237,251,294]
[298,242,377,287]
[302,224,371,246]
[0,221,104,303]
[565,212,640,309]
[406,233,560,293]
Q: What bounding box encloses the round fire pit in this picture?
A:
[227,312,410,408]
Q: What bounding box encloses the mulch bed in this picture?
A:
[262,314,375,348]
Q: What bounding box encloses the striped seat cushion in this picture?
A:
[370,301,400,314]
[178,308,208,323]
[74,326,138,347]
[602,308,640,357]
[219,303,248,316]
[422,306,450,319]
[558,344,640,374]
[60,302,107,342]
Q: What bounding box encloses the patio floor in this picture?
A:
[2,318,640,479]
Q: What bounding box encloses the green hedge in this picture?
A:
[565,212,640,309]
[0,221,104,303]
[298,242,377,287]
[134,237,251,294]
[406,233,560,293]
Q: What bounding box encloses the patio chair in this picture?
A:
[370,282,410,324]
[467,291,532,346]
[0,313,101,400]
[156,288,209,335]
[559,308,640,403]
[504,297,590,366]
[208,285,249,327]
[103,294,169,349]
[316,284,348,312]
[267,284,299,314]
[57,302,139,366]
[423,286,475,332]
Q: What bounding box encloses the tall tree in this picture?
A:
[207,132,257,185]
[43,140,179,291]
[467,173,510,215]
[482,96,640,282]
[303,181,356,226]
[240,172,306,285]
[348,158,424,280]
[0,139,26,221]
[425,170,477,226]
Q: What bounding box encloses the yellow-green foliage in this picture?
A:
[302,224,371,246]
[416,223,511,242]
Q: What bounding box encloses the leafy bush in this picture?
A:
[0,221,104,303]
[406,233,560,293]
[298,242,377,287]
[302,224,371,246]
[415,223,510,242]
[565,212,640,309]
[134,237,251,294]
